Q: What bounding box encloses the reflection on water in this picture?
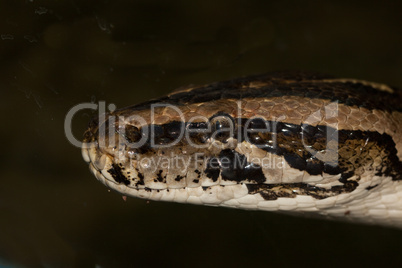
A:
[1,0,402,267]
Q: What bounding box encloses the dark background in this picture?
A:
[1,0,402,267]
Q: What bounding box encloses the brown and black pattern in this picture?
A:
[83,71,402,201]
[115,71,402,113]
[113,118,402,179]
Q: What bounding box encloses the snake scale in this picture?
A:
[82,71,402,228]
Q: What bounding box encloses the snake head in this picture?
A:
[81,71,402,227]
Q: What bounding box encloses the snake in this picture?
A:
[82,71,402,228]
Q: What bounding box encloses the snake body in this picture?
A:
[82,71,402,227]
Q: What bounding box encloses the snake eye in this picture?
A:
[210,114,235,142]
